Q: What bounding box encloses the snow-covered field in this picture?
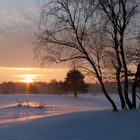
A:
[0,93,114,125]
[0,93,139,140]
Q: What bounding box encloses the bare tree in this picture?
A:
[129,34,140,108]
[97,0,139,109]
[35,0,117,111]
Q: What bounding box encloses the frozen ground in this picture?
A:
[0,93,139,140]
[0,93,118,126]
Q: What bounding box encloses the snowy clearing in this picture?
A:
[0,93,139,140]
[0,93,116,126]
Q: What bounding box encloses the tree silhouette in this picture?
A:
[64,69,88,97]
[36,0,118,111]
[36,0,139,111]
[97,0,139,109]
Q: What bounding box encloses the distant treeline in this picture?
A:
[0,80,87,94]
[0,80,121,94]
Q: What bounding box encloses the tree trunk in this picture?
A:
[132,63,140,108]
[132,81,136,108]
[86,55,117,111]
[111,27,127,109]
[116,71,127,109]
[74,89,78,98]
[120,38,133,109]
[123,65,133,109]
[99,78,118,111]
[114,36,126,109]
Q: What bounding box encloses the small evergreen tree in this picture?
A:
[64,69,88,97]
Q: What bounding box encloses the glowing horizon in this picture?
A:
[0,67,69,83]
[0,1,92,84]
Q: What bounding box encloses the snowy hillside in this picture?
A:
[0,93,117,125]
[0,94,138,140]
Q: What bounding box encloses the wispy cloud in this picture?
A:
[0,67,41,71]
[0,67,68,82]
[0,1,69,82]
[0,0,40,67]
[0,0,40,36]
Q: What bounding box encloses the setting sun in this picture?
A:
[23,77,34,83]
[20,74,35,83]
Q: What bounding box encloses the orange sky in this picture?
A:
[0,1,66,82]
[0,1,93,83]
[0,0,39,68]
[0,67,69,83]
